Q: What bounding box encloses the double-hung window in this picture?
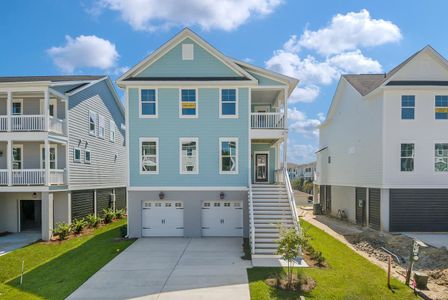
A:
[109,120,116,142]
[98,115,105,139]
[435,143,448,172]
[220,89,238,117]
[219,138,238,174]
[400,143,415,172]
[140,138,158,174]
[180,138,198,174]
[89,111,97,136]
[435,96,448,119]
[140,89,157,117]
[85,149,91,164]
[180,89,197,117]
[401,95,415,119]
[40,145,57,169]
[74,147,81,163]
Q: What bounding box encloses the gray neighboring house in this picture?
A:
[287,161,316,181]
[0,76,127,241]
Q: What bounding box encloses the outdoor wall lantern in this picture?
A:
[159,192,165,200]
[220,192,225,199]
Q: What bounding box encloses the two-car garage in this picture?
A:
[141,200,244,237]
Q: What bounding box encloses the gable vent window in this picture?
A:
[182,44,194,60]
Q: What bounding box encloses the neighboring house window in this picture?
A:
[110,120,116,142]
[74,147,81,163]
[400,143,414,172]
[435,143,448,172]
[220,89,238,117]
[219,138,238,174]
[141,89,157,117]
[180,89,197,117]
[12,100,22,115]
[85,149,91,164]
[12,145,22,169]
[140,138,158,174]
[98,115,105,139]
[89,111,97,136]
[180,138,198,174]
[40,145,57,169]
[435,95,448,119]
[401,95,415,119]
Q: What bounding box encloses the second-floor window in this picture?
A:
[98,115,105,139]
[180,138,198,174]
[12,100,22,115]
[435,143,448,172]
[140,138,158,174]
[180,89,197,117]
[89,111,97,136]
[220,138,238,174]
[400,143,414,172]
[220,89,237,117]
[435,96,448,119]
[401,95,415,119]
[12,145,22,169]
[141,89,157,117]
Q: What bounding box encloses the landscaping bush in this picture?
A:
[85,214,101,228]
[53,222,71,240]
[103,208,115,224]
[115,209,125,220]
[120,225,127,237]
[71,219,87,234]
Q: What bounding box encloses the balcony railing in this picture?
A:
[0,115,66,134]
[0,170,8,185]
[49,169,65,185]
[0,169,66,186]
[49,117,66,135]
[251,112,285,129]
[0,117,7,132]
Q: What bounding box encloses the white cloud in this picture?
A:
[95,0,283,31]
[328,50,382,74]
[288,143,317,164]
[288,108,322,137]
[289,85,320,103]
[47,35,119,73]
[298,9,402,55]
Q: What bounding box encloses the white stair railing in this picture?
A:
[11,115,46,131]
[248,181,256,255]
[284,168,300,232]
[251,112,285,129]
[11,169,45,185]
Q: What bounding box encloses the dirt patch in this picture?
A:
[265,273,316,293]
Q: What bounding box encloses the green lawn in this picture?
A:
[248,220,419,300]
[0,219,134,300]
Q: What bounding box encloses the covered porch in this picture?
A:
[251,138,286,184]
[250,88,287,132]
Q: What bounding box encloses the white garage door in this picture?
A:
[142,201,184,237]
[202,201,243,236]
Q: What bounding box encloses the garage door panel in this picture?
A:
[390,189,448,232]
[202,201,243,237]
[142,201,184,237]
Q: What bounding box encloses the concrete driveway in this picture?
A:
[403,232,448,249]
[68,237,251,300]
[0,231,41,256]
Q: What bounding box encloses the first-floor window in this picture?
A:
[85,149,91,164]
[400,143,414,172]
[219,138,238,174]
[41,146,57,169]
[435,143,448,172]
[140,138,158,174]
[12,145,22,169]
[74,147,81,163]
[180,138,198,174]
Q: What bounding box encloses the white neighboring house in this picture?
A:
[288,162,316,181]
[315,45,448,232]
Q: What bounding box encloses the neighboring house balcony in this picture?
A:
[0,141,67,187]
[0,89,68,136]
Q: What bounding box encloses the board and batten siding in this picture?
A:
[68,80,126,189]
[129,87,249,187]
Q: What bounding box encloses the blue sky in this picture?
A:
[1,0,446,163]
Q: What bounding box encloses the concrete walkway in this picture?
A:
[403,232,448,249]
[0,231,41,256]
[68,237,251,300]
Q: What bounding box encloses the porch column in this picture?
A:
[6,91,11,132]
[7,140,12,186]
[44,139,50,185]
[283,88,288,169]
[44,90,49,131]
[41,192,54,241]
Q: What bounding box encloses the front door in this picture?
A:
[255,153,268,183]
[20,200,41,231]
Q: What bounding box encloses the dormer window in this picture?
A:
[182,44,194,60]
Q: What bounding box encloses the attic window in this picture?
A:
[182,44,194,60]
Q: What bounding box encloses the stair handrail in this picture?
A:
[248,181,256,255]
[284,168,300,232]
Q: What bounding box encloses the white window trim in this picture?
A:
[400,95,415,121]
[400,142,415,173]
[179,137,199,175]
[219,88,239,118]
[434,94,448,121]
[73,147,81,163]
[88,110,97,136]
[434,142,448,173]
[179,88,199,118]
[12,144,23,169]
[98,114,105,139]
[39,144,58,169]
[219,137,239,175]
[39,98,58,117]
[139,88,158,118]
[253,151,270,183]
[12,99,23,115]
[140,137,159,175]
[85,149,91,164]
[109,120,116,142]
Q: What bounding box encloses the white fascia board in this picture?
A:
[128,186,248,191]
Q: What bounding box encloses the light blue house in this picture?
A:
[117,28,299,255]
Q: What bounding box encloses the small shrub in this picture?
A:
[120,225,127,237]
[71,219,87,234]
[312,250,326,266]
[85,214,101,228]
[53,222,71,240]
[103,208,115,224]
[115,209,125,220]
